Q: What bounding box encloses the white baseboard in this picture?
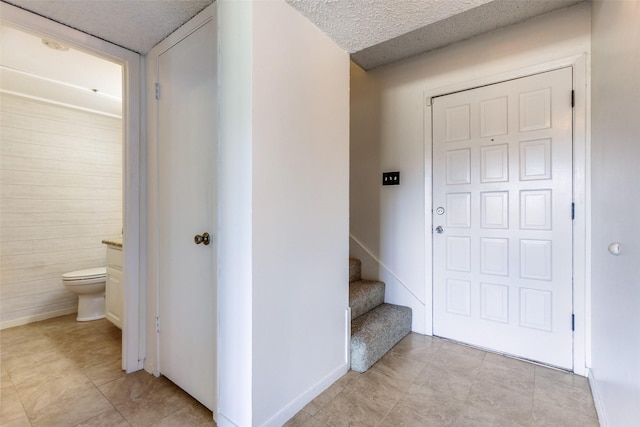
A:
[142,358,157,378]
[349,234,427,334]
[588,368,608,427]
[0,307,77,330]
[349,234,424,305]
[215,412,239,427]
[259,362,349,427]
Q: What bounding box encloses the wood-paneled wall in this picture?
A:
[0,93,122,328]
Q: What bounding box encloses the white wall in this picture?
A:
[251,1,349,425]
[0,93,122,328]
[590,1,640,426]
[218,1,350,425]
[350,3,591,335]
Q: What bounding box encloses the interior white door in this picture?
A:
[157,16,217,410]
[432,68,573,369]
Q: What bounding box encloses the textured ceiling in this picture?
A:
[3,0,584,68]
[288,0,585,70]
[286,0,494,53]
[3,0,214,54]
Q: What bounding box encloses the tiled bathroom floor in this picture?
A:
[0,315,215,426]
[1,315,599,427]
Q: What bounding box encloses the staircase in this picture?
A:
[349,258,412,372]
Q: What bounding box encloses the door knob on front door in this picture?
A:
[435,226,444,234]
[194,232,210,245]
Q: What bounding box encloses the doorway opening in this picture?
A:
[0,4,143,373]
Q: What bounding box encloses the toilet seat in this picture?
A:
[62,267,106,285]
[62,267,107,282]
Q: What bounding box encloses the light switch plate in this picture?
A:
[382,171,400,186]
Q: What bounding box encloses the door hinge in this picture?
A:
[156,316,160,333]
[572,314,575,331]
[571,90,575,108]
[571,202,575,220]
[155,83,161,100]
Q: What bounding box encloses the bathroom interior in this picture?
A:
[0,23,125,343]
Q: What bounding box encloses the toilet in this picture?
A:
[62,267,107,321]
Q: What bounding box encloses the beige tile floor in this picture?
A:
[286,333,599,427]
[1,315,599,427]
[0,314,215,426]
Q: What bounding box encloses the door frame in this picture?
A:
[423,54,589,375]
[0,3,145,373]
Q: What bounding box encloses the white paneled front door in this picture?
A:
[432,68,574,369]
[156,12,217,410]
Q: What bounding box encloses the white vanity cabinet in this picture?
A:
[105,245,124,329]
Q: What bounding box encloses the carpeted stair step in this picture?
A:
[349,258,361,283]
[349,280,385,320]
[350,303,412,373]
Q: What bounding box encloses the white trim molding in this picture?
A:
[350,234,426,305]
[0,308,77,330]
[350,234,427,334]
[588,368,608,426]
[259,363,349,427]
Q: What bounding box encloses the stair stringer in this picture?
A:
[349,234,427,334]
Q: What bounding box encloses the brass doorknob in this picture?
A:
[194,232,210,245]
